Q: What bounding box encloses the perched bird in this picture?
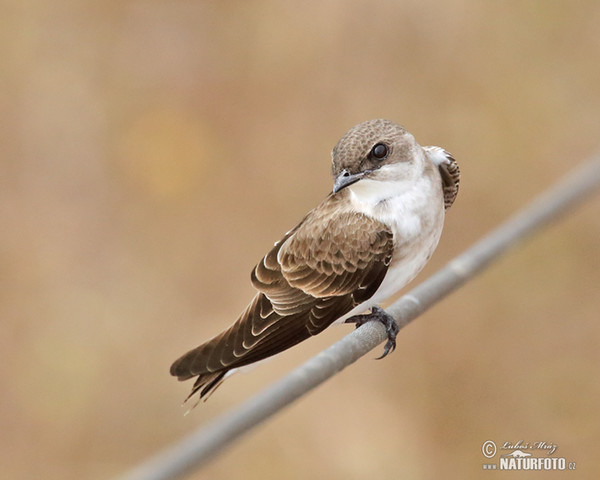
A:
[170,119,460,401]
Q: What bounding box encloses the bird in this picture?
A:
[170,119,460,402]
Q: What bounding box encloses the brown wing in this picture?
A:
[438,152,460,210]
[170,191,394,399]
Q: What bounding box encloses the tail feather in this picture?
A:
[183,370,228,403]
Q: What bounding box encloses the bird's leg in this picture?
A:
[345,306,399,359]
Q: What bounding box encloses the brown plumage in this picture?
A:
[439,153,460,209]
[170,119,460,402]
[170,189,394,400]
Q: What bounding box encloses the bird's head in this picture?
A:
[331,119,425,194]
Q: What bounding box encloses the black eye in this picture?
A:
[370,143,388,160]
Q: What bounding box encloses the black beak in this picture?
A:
[333,169,366,194]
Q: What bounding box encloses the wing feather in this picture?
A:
[423,146,460,210]
[170,191,394,398]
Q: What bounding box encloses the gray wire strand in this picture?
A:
[116,154,600,480]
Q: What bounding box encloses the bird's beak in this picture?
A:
[333,169,366,194]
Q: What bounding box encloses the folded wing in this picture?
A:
[169,192,394,399]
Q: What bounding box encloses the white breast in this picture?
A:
[334,167,445,323]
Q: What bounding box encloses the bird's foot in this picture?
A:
[345,306,399,359]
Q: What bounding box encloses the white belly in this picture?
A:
[333,171,445,323]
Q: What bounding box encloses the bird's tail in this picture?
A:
[184,370,228,403]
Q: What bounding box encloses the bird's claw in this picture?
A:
[345,306,399,359]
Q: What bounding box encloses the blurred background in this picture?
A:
[2,1,599,479]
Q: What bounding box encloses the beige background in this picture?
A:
[2,1,599,479]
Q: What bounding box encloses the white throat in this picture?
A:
[347,170,439,239]
[335,163,445,323]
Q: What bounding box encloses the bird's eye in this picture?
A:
[370,143,389,160]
